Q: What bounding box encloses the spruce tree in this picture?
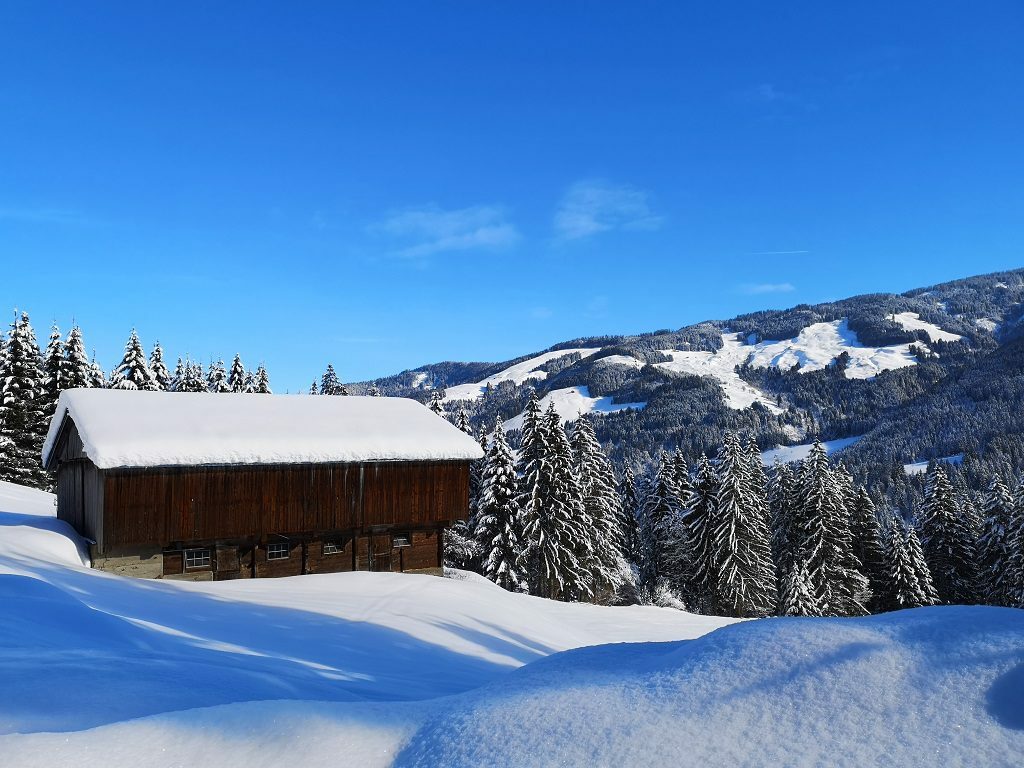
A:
[638,452,684,593]
[709,432,776,617]
[176,360,207,393]
[571,414,629,598]
[849,486,888,611]
[454,408,473,436]
[228,354,247,393]
[207,359,230,393]
[169,358,186,392]
[906,520,941,606]
[253,364,272,394]
[767,461,799,584]
[917,464,978,604]
[619,465,642,568]
[881,512,930,611]
[149,342,171,391]
[63,326,92,390]
[321,364,342,395]
[475,423,524,591]
[309,380,319,395]
[243,371,256,393]
[780,560,819,617]
[977,476,1014,605]
[110,330,158,391]
[681,453,718,613]
[368,383,382,396]
[1003,479,1024,608]
[0,312,48,487]
[429,389,444,415]
[88,351,106,388]
[41,323,65,416]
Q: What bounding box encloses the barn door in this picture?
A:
[370,533,392,572]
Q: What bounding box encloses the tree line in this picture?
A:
[449,398,1024,616]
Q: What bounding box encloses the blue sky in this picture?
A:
[2,2,1022,392]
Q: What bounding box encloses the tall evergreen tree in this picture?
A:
[709,432,776,617]
[63,326,92,390]
[638,452,684,592]
[207,359,230,393]
[619,465,642,567]
[309,379,319,395]
[849,486,888,611]
[977,476,1014,605]
[320,364,342,395]
[881,511,939,610]
[475,423,524,592]
[454,408,473,436]
[41,323,65,416]
[176,360,207,393]
[169,357,186,392]
[0,312,48,487]
[681,453,718,613]
[1003,479,1024,608]
[572,414,629,598]
[780,560,820,617]
[253,364,271,394]
[767,461,799,585]
[88,351,106,388]
[227,354,247,393]
[149,342,171,391]
[917,464,978,604]
[109,330,158,391]
[367,383,382,396]
[428,388,444,415]
[905,519,941,606]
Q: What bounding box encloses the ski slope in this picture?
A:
[442,348,601,402]
[760,436,865,466]
[502,385,646,432]
[2,480,1022,767]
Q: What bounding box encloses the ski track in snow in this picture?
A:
[502,385,645,432]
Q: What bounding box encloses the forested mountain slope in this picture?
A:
[364,269,1024,508]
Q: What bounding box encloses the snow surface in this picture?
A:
[502,385,646,432]
[442,348,601,402]
[42,389,484,469]
[655,334,784,413]
[888,312,963,343]
[748,320,921,380]
[2,480,1022,767]
[976,318,1000,333]
[903,454,965,475]
[593,354,644,369]
[760,435,864,466]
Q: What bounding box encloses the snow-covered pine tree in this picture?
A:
[227,354,247,394]
[917,464,978,604]
[905,518,940,606]
[475,422,524,592]
[880,511,931,611]
[681,453,717,613]
[0,312,48,487]
[428,389,444,415]
[779,560,819,616]
[619,465,642,568]
[88,351,106,388]
[792,440,869,616]
[710,432,776,617]
[571,414,629,599]
[1002,478,1024,608]
[207,359,230,393]
[767,461,799,584]
[849,486,888,611]
[243,370,256,393]
[337,379,349,396]
[638,452,684,594]
[320,364,342,395]
[169,358,185,392]
[309,380,319,395]
[516,391,549,591]
[977,475,1014,605]
[149,342,171,391]
[368,383,382,396]
[109,330,158,391]
[63,326,92,390]
[41,323,65,416]
[671,449,690,495]
[454,408,473,436]
[253,364,272,394]
[176,360,207,393]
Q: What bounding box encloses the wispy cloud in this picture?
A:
[554,179,662,241]
[739,282,796,295]
[0,206,99,226]
[750,249,810,256]
[373,204,519,260]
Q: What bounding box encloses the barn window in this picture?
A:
[392,532,412,548]
[323,539,345,556]
[184,548,211,569]
[267,542,290,560]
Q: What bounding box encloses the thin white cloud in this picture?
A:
[554,179,662,241]
[0,206,97,226]
[750,249,809,256]
[374,204,519,259]
[739,282,797,295]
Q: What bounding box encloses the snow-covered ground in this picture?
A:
[903,453,965,475]
[760,435,864,466]
[442,348,601,402]
[655,334,784,413]
[888,312,963,343]
[2,480,1022,767]
[502,385,646,432]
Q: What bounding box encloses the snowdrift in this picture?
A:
[1,480,1022,767]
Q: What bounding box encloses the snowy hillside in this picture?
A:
[2,480,1023,766]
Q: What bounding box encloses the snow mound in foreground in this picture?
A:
[395,606,1024,767]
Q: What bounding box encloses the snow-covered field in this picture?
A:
[2,480,1022,767]
[903,453,966,475]
[502,385,645,432]
[760,435,864,466]
[442,348,601,402]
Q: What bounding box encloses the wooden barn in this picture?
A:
[41,389,483,580]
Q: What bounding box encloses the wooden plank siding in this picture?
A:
[99,460,469,551]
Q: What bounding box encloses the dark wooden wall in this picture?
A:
[93,460,468,551]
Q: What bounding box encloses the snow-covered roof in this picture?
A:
[42,389,483,469]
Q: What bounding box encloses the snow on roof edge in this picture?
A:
[42,389,484,470]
